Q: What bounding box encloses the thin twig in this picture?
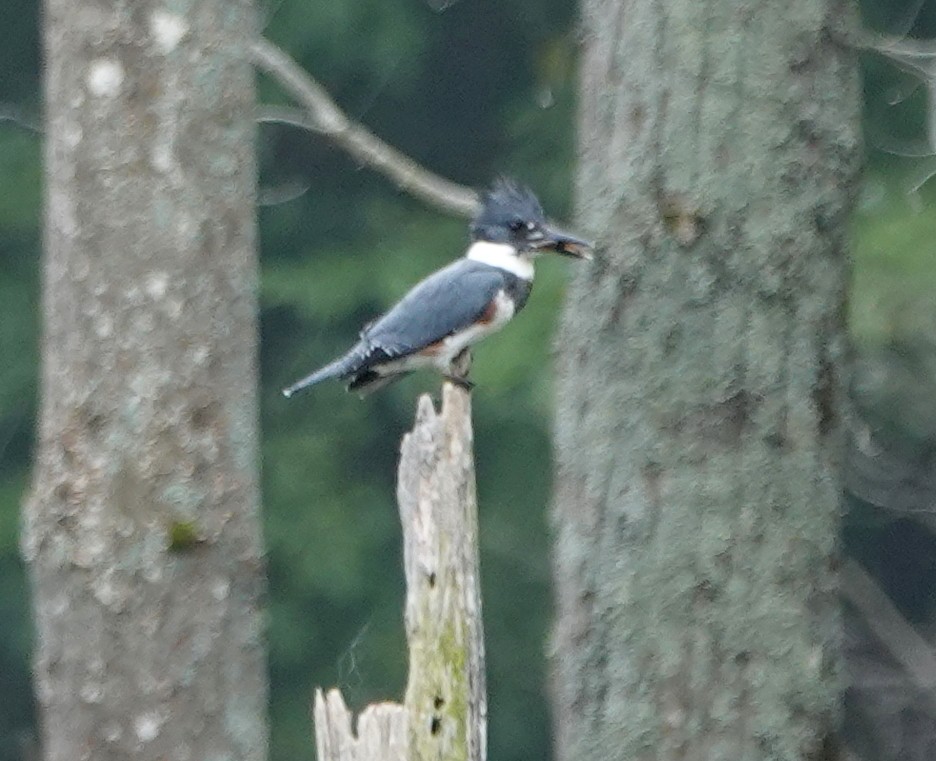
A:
[250,37,480,218]
[0,103,43,134]
[256,104,323,133]
[842,558,936,692]
[257,178,312,206]
[863,34,936,61]
[852,29,936,160]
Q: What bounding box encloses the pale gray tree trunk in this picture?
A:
[551,1,861,759]
[23,2,267,759]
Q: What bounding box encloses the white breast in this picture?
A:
[434,289,515,368]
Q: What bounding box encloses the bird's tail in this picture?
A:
[282,352,360,398]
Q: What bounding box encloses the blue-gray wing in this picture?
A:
[360,259,508,361]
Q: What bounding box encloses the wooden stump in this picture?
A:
[314,384,487,761]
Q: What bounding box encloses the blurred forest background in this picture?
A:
[3,0,936,759]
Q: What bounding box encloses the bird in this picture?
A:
[282,178,592,398]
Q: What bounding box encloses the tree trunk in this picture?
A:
[551,1,861,759]
[24,2,267,759]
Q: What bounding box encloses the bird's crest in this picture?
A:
[470,177,545,240]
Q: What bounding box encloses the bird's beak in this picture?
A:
[535,224,594,260]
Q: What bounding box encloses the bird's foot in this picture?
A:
[444,349,474,391]
[443,374,475,392]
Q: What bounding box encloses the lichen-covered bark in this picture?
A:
[551,1,861,759]
[399,387,486,761]
[313,385,486,761]
[25,2,267,759]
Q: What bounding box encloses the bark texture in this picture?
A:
[314,385,487,761]
[551,1,861,759]
[25,2,266,759]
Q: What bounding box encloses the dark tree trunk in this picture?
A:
[551,1,861,759]
[24,2,267,759]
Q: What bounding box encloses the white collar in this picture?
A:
[465,241,534,280]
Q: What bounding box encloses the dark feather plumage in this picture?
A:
[470,178,546,244]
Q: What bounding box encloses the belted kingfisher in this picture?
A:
[282,179,592,397]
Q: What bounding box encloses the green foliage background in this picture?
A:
[2,1,936,759]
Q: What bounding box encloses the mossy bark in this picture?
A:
[399,388,485,761]
[314,385,486,761]
[551,1,861,759]
[25,2,267,759]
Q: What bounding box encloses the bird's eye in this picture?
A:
[509,218,525,232]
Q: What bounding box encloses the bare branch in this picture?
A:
[849,28,936,163]
[250,37,480,218]
[842,558,936,692]
[257,177,312,207]
[863,34,936,63]
[256,104,322,133]
[0,103,43,134]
